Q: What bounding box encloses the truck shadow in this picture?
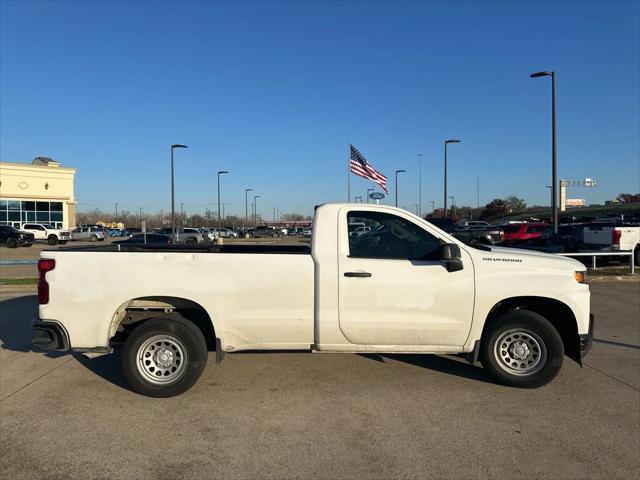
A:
[0,294,65,358]
[361,353,494,384]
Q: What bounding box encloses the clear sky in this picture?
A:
[1,0,639,216]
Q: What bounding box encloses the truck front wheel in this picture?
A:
[480,310,564,388]
[47,235,58,245]
[121,316,208,397]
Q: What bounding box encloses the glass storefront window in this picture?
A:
[0,199,66,227]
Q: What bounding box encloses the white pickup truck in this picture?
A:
[33,204,593,397]
[20,223,71,245]
[582,222,640,265]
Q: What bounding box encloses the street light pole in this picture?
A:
[413,203,419,215]
[244,188,253,231]
[395,169,406,207]
[115,203,118,224]
[217,170,228,232]
[253,195,261,226]
[418,153,423,216]
[170,144,188,242]
[449,196,455,219]
[531,70,558,234]
[429,200,435,214]
[444,139,460,218]
[180,203,184,226]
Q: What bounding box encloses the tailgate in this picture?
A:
[583,225,613,245]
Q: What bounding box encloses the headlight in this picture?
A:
[574,271,587,284]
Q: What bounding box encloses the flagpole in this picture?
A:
[347,143,351,202]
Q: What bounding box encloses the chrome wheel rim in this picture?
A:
[494,328,547,376]
[136,335,188,384]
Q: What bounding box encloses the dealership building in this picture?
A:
[0,157,77,230]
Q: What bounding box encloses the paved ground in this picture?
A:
[1,282,639,479]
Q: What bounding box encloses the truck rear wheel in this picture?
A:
[121,316,208,397]
[480,310,564,388]
[7,238,18,248]
[47,235,58,245]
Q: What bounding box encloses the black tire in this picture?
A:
[186,238,197,245]
[47,235,58,245]
[480,310,564,388]
[7,238,18,248]
[272,233,278,238]
[91,235,98,242]
[121,316,208,397]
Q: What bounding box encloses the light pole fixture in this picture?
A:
[395,169,406,207]
[217,170,229,232]
[531,70,558,233]
[244,188,253,230]
[444,139,460,217]
[366,188,374,203]
[170,144,188,242]
[418,153,423,216]
[253,195,261,226]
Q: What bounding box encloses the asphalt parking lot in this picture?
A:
[1,282,638,479]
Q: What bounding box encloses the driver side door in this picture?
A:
[338,208,475,347]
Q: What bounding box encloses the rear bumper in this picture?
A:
[579,314,594,359]
[32,320,70,351]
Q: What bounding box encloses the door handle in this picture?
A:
[344,271,372,278]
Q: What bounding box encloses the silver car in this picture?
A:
[70,226,106,242]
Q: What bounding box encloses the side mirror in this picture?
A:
[440,243,464,272]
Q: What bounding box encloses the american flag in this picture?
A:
[349,145,388,194]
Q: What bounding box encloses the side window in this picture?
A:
[347,211,442,260]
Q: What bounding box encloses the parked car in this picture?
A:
[349,225,372,237]
[211,228,239,238]
[114,233,172,245]
[501,223,552,246]
[302,228,312,237]
[158,227,209,244]
[20,223,71,245]
[426,218,502,246]
[70,226,106,242]
[0,225,34,248]
[248,225,284,238]
[33,203,593,397]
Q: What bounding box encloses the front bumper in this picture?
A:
[579,314,594,359]
[32,320,70,351]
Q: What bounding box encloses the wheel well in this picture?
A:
[483,296,580,364]
[110,296,216,350]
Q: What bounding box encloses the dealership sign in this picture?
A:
[369,192,385,200]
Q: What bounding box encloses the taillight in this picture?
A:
[612,230,621,245]
[38,258,56,305]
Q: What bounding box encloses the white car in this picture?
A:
[33,203,592,397]
[20,223,71,245]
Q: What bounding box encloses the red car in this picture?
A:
[501,223,552,245]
